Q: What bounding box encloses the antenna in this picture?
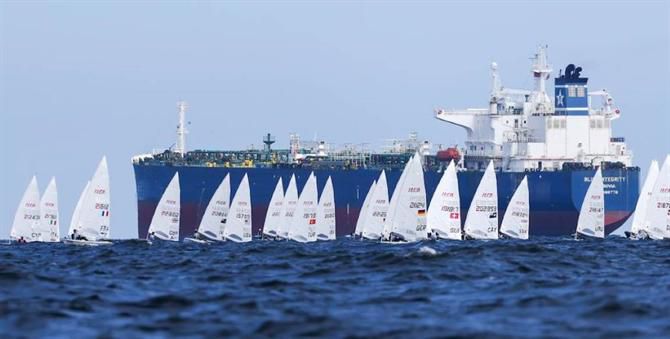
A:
[175,101,188,155]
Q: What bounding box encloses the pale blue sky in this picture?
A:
[1,1,669,238]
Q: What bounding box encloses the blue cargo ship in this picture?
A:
[133,47,639,238]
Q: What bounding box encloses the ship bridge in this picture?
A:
[435,46,632,172]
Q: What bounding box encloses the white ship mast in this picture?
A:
[175,101,188,156]
[435,46,632,172]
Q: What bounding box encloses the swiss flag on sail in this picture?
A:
[309,219,316,225]
[449,212,459,219]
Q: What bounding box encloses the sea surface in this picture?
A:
[1,237,669,338]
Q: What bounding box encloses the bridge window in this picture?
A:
[568,86,577,97]
[577,87,585,97]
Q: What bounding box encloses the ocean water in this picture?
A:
[1,237,669,338]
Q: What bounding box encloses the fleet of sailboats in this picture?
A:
[10,153,670,244]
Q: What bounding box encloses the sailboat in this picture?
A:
[288,172,318,243]
[262,177,284,239]
[463,160,498,240]
[385,154,428,243]
[499,176,529,239]
[645,154,670,240]
[276,174,298,240]
[184,174,230,244]
[10,176,41,243]
[223,174,253,242]
[382,157,411,239]
[147,172,180,242]
[626,160,660,239]
[362,171,389,240]
[354,180,376,238]
[40,177,60,242]
[64,157,113,246]
[68,181,90,241]
[575,167,605,239]
[316,176,336,241]
[427,161,462,240]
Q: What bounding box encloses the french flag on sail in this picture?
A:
[101,210,109,217]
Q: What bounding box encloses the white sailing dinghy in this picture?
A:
[65,156,113,246]
[276,174,298,240]
[354,180,375,237]
[575,167,605,239]
[147,172,181,242]
[316,176,336,241]
[10,176,41,243]
[427,161,462,240]
[223,174,253,242]
[68,181,90,241]
[627,160,659,239]
[40,177,60,242]
[645,155,670,240]
[184,174,230,244]
[386,154,428,243]
[288,172,318,243]
[362,171,389,240]
[382,157,411,240]
[499,176,530,240]
[463,161,499,240]
[262,177,284,239]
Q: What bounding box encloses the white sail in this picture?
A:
[197,174,230,241]
[68,181,90,238]
[316,176,336,240]
[148,172,180,241]
[354,181,376,236]
[388,154,428,242]
[427,161,462,240]
[464,161,499,240]
[500,176,530,239]
[77,156,111,240]
[382,157,411,238]
[223,174,252,242]
[630,160,659,236]
[263,177,284,237]
[277,174,298,239]
[646,155,670,240]
[10,176,41,242]
[288,172,318,243]
[39,177,60,242]
[576,167,605,238]
[362,171,389,240]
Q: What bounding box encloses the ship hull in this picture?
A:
[133,165,639,239]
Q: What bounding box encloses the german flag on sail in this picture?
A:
[417,209,426,216]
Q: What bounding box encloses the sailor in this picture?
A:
[18,236,26,244]
[71,229,77,240]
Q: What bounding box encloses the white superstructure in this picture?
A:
[435,46,632,172]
